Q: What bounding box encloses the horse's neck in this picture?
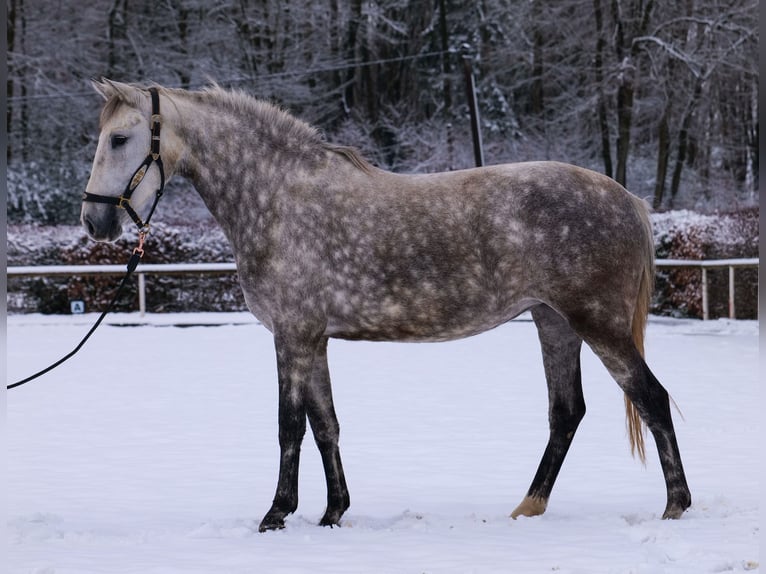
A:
[171,96,319,242]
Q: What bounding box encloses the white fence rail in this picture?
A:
[8,259,759,320]
[7,263,237,317]
[654,258,758,320]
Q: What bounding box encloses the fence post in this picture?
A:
[461,46,484,168]
[728,266,735,319]
[138,273,146,317]
[701,267,709,320]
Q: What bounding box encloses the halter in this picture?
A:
[83,87,165,234]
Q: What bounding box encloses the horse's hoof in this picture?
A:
[662,507,684,520]
[319,520,338,528]
[662,490,691,519]
[318,509,344,528]
[661,503,690,520]
[258,513,286,532]
[510,495,547,519]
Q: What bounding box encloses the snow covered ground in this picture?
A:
[6,313,761,573]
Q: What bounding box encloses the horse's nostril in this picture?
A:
[85,217,96,237]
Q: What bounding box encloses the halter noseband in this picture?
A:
[83,87,165,233]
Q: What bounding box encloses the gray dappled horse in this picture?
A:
[81,80,691,531]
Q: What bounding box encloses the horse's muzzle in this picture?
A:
[82,209,123,242]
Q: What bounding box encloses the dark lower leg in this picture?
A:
[259,334,315,533]
[258,407,307,532]
[315,445,350,526]
[590,337,691,519]
[632,364,691,519]
[305,338,350,527]
[512,411,583,518]
[513,305,585,518]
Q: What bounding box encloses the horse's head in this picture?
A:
[82,79,166,242]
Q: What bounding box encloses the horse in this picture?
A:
[81,79,691,531]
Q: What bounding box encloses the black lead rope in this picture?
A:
[9,87,165,391]
[7,247,144,390]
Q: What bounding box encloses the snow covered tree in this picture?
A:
[6,0,758,223]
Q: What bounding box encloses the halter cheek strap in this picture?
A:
[83,87,165,233]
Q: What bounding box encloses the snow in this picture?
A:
[6,313,761,573]
[651,209,758,251]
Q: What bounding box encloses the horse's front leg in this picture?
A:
[305,337,350,527]
[512,304,585,519]
[258,331,318,532]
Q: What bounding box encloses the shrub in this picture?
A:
[652,208,758,319]
[8,224,246,314]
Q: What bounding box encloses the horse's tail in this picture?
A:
[625,194,654,464]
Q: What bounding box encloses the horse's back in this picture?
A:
[376,161,643,230]
[375,160,649,282]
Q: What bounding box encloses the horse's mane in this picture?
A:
[200,86,374,174]
[99,82,373,174]
[323,143,373,174]
[197,84,322,144]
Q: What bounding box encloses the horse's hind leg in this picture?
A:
[304,337,350,527]
[584,330,691,519]
[511,304,585,519]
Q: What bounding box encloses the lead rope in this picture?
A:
[7,233,147,390]
[9,88,164,391]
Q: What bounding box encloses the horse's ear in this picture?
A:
[91,78,113,101]
[91,78,145,107]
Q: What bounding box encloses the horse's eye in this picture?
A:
[110,135,128,149]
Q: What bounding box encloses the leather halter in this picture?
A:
[83,87,165,233]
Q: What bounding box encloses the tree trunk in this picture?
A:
[438,0,453,169]
[653,103,670,209]
[237,0,262,79]
[610,0,654,188]
[107,0,128,78]
[593,0,612,178]
[614,72,633,187]
[529,1,544,116]
[746,80,758,197]
[438,0,452,115]
[359,6,375,122]
[669,77,703,206]
[343,0,362,115]
[7,0,17,162]
[176,2,191,88]
[18,0,28,162]
[330,0,341,93]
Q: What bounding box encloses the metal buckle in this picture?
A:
[133,230,147,257]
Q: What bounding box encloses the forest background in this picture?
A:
[6,0,760,318]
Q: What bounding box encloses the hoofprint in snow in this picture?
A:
[6,313,760,573]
